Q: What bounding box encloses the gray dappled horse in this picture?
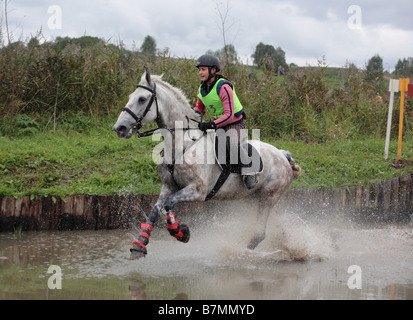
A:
[113,70,301,259]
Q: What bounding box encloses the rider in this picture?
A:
[194,54,258,190]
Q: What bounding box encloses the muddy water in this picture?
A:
[1,210,413,300]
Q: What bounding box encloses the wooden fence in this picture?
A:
[0,172,412,232]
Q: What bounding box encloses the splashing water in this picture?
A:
[1,204,412,300]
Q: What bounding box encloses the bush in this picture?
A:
[0,35,411,142]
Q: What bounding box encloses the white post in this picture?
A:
[384,79,399,160]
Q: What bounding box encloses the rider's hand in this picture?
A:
[198,121,216,131]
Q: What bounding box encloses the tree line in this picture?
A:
[141,35,412,83]
[0,34,411,142]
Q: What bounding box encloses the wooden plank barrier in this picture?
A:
[0,172,412,232]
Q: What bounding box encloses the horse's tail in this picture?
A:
[282,150,301,179]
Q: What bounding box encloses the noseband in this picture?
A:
[122,83,159,137]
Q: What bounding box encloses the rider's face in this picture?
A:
[198,66,216,82]
[198,67,209,81]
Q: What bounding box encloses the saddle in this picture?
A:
[205,133,264,201]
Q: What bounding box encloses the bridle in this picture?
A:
[121,81,209,179]
[122,82,203,138]
[122,83,160,138]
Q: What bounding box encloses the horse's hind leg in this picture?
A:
[247,207,271,250]
[246,196,278,250]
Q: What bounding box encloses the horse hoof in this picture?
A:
[129,244,147,260]
[177,224,190,243]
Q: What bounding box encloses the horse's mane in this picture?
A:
[151,75,194,112]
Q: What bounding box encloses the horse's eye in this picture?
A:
[138,97,147,104]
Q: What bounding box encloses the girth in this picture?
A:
[165,132,263,202]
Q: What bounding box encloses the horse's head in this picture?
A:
[113,69,158,138]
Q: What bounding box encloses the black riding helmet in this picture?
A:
[196,54,221,72]
[196,54,220,83]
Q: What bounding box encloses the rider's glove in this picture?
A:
[198,120,216,131]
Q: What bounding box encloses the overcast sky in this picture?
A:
[2,0,413,71]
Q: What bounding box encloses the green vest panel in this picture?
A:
[198,79,243,120]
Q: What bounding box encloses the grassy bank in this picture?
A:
[1,116,412,198]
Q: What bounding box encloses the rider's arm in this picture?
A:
[194,98,206,115]
[212,84,242,128]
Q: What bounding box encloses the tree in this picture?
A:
[207,44,238,66]
[214,0,238,74]
[393,57,413,78]
[140,35,156,56]
[53,36,105,52]
[3,0,16,140]
[252,42,288,74]
[27,37,40,50]
[365,54,383,86]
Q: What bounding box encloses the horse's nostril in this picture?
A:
[114,125,126,133]
[113,125,128,138]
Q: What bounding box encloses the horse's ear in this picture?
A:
[145,67,152,86]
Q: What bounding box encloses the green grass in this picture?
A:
[272,137,413,189]
[1,118,412,197]
[0,119,162,197]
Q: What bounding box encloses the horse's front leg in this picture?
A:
[164,184,205,243]
[130,164,178,260]
[129,201,163,260]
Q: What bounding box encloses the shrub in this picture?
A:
[0,35,410,142]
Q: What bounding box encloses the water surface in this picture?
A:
[1,211,412,300]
